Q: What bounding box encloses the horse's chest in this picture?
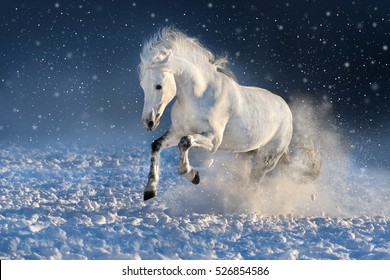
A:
[171,102,210,133]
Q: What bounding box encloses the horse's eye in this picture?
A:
[155,85,162,90]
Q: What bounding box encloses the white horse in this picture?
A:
[139,27,293,201]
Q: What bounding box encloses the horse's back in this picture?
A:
[239,86,292,128]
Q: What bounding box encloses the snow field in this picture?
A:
[0,145,389,260]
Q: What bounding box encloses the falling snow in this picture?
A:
[0,0,389,261]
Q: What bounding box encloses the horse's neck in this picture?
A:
[171,56,213,100]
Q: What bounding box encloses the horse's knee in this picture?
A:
[151,138,164,153]
[178,136,192,151]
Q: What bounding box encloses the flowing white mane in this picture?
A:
[139,27,236,80]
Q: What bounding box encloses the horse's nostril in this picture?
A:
[148,121,154,129]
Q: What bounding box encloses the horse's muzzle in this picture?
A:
[147,121,155,130]
[143,113,161,131]
[144,120,158,131]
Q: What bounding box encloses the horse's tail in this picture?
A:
[278,139,322,184]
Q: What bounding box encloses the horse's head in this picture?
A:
[140,65,176,131]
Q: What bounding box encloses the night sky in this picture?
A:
[0,0,389,167]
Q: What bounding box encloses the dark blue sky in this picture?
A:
[0,0,389,167]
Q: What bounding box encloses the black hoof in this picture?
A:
[191,171,200,185]
[144,191,156,201]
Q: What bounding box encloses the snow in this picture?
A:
[0,143,389,260]
[0,0,388,262]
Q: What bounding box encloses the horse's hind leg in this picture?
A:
[250,146,286,184]
[235,152,253,185]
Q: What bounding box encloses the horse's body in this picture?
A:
[139,27,293,200]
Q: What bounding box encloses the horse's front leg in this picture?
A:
[178,133,217,185]
[144,131,179,201]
